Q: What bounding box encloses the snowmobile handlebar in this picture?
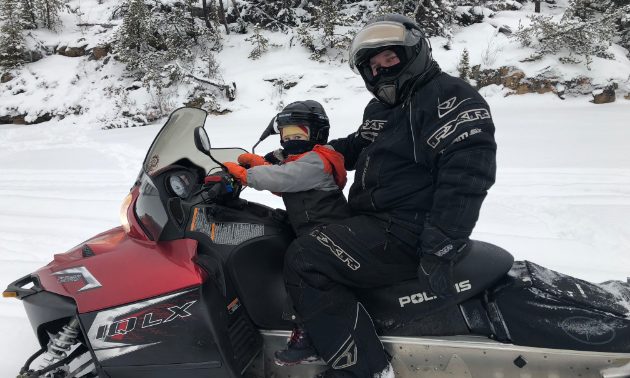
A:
[193,181,222,198]
[206,182,222,199]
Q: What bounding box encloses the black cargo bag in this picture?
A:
[483,261,630,352]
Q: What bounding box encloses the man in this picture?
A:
[278,13,497,378]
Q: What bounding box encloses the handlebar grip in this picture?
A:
[207,182,222,199]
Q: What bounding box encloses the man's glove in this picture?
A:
[418,220,471,299]
[419,255,456,299]
[264,149,286,165]
[238,153,268,168]
[223,162,248,186]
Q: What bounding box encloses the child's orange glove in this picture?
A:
[223,162,248,186]
[238,153,268,168]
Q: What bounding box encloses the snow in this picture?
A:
[1,0,630,375]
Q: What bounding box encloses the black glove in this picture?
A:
[418,220,470,299]
[419,255,456,299]
[263,149,286,165]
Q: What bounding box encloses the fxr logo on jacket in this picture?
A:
[358,119,387,142]
[427,109,490,148]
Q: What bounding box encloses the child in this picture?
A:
[222,100,350,367]
[223,100,351,238]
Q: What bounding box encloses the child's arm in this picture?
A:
[247,152,332,193]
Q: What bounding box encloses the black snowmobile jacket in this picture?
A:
[329,65,497,254]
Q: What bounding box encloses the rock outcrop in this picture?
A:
[1,73,14,83]
[0,113,53,125]
[471,65,604,99]
[591,85,616,104]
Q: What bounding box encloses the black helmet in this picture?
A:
[349,14,433,107]
[275,100,330,144]
[252,100,330,155]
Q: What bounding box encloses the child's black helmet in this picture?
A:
[349,14,433,107]
[275,100,330,145]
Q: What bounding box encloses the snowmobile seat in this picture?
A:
[355,240,514,335]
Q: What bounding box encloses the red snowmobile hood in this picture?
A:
[33,187,207,313]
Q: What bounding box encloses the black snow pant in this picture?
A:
[284,215,420,377]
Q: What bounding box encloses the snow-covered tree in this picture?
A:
[0,0,27,69]
[457,48,471,82]
[598,0,630,54]
[35,0,64,30]
[113,0,223,88]
[239,0,299,31]
[113,0,152,67]
[245,23,268,59]
[456,7,484,26]
[512,0,630,69]
[620,12,630,53]
[319,0,353,49]
[20,0,38,29]
[413,0,456,39]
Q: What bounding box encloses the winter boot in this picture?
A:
[274,325,321,366]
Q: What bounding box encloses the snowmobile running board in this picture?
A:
[248,330,630,378]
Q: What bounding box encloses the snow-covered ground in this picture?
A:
[2,89,630,375]
[2,0,630,374]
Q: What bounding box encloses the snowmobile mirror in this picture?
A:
[194,126,211,153]
[194,126,229,173]
[252,117,278,154]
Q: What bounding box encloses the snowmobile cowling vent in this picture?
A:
[82,245,95,258]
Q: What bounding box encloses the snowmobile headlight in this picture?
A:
[2,291,17,298]
[119,193,133,233]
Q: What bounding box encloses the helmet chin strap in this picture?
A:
[377,85,398,106]
[374,37,436,107]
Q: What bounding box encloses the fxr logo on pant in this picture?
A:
[398,280,471,307]
[310,230,361,270]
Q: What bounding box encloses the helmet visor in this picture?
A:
[349,21,423,74]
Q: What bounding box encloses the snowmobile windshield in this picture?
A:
[142,107,245,176]
[135,171,169,241]
[136,107,246,241]
[348,21,423,74]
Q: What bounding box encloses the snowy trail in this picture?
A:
[1,94,629,374]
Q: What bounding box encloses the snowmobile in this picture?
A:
[5,107,630,378]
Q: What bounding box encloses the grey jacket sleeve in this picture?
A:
[246,152,338,193]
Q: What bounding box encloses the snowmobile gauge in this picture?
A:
[169,174,189,198]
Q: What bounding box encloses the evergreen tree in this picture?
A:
[114,0,152,68]
[321,0,337,46]
[240,0,298,31]
[35,0,64,31]
[568,0,595,20]
[598,0,630,54]
[413,0,456,38]
[457,48,471,82]
[267,0,298,26]
[113,0,222,89]
[512,0,630,69]
[0,0,27,69]
[620,13,630,54]
[317,0,353,51]
[244,23,268,59]
[20,0,37,29]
